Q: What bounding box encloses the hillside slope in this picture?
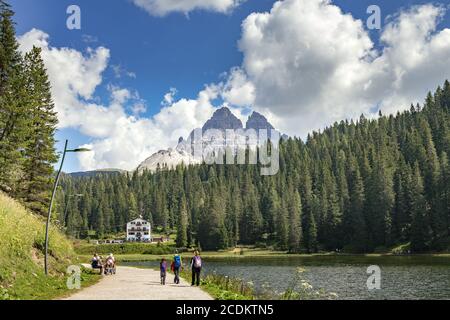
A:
[0,192,80,300]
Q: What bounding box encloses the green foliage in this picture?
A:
[176,195,188,247]
[0,192,96,300]
[180,269,254,300]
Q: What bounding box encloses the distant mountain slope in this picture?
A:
[136,149,201,173]
[69,169,127,177]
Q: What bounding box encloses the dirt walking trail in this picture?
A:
[64,266,213,300]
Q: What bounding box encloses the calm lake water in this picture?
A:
[122,255,450,300]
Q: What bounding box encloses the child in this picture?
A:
[160,258,167,285]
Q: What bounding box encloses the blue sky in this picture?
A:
[10,0,450,172]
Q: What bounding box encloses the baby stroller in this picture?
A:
[104,257,116,275]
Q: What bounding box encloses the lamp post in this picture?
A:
[44,140,91,275]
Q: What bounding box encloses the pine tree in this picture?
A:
[287,190,302,252]
[437,152,450,243]
[198,190,227,250]
[343,166,367,252]
[0,2,29,194]
[365,159,394,249]
[128,192,139,220]
[17,46,57,214]
[410,163,433,252]
[303,196,318,253]
[176,194,188,248]
[240,174,263,244]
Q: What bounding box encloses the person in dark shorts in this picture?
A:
[160,258,168,285]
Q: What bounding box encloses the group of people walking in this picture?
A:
[91,250,202,286]
[160,250,203,286]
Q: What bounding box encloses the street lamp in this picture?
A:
[44,140,91,275]
[63,194,84,226]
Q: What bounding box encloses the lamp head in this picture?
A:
[68,148,91,153]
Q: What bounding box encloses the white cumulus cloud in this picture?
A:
[18,28,111,131]
[220,67,255,107]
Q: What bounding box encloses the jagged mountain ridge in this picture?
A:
[202,107,243,131]
[137,107,281,173]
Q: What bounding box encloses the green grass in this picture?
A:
[74,242,175,255]
[177,269,253,300]
[0,192,100,300]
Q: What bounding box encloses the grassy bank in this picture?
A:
[74,242,175,256]
[0,193,100,300]
[178,269,253,300]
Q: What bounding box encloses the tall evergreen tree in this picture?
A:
[0,2,29,194]
[410,163,433,252]
[17,46,58,214]
[176,194,188,247]
[287,190,302,252]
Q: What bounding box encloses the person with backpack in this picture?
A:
[190,251,202,286]
[172,251,182,284]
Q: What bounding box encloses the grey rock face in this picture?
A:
[246,112,275,131]
[202,107,243,132]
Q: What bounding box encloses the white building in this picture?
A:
[126,218,152,242]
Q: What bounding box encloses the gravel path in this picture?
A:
[64,266,213,300]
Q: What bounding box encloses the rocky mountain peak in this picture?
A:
[246,111,274,130]
[137,107,285,173]
[202,107,243,132]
